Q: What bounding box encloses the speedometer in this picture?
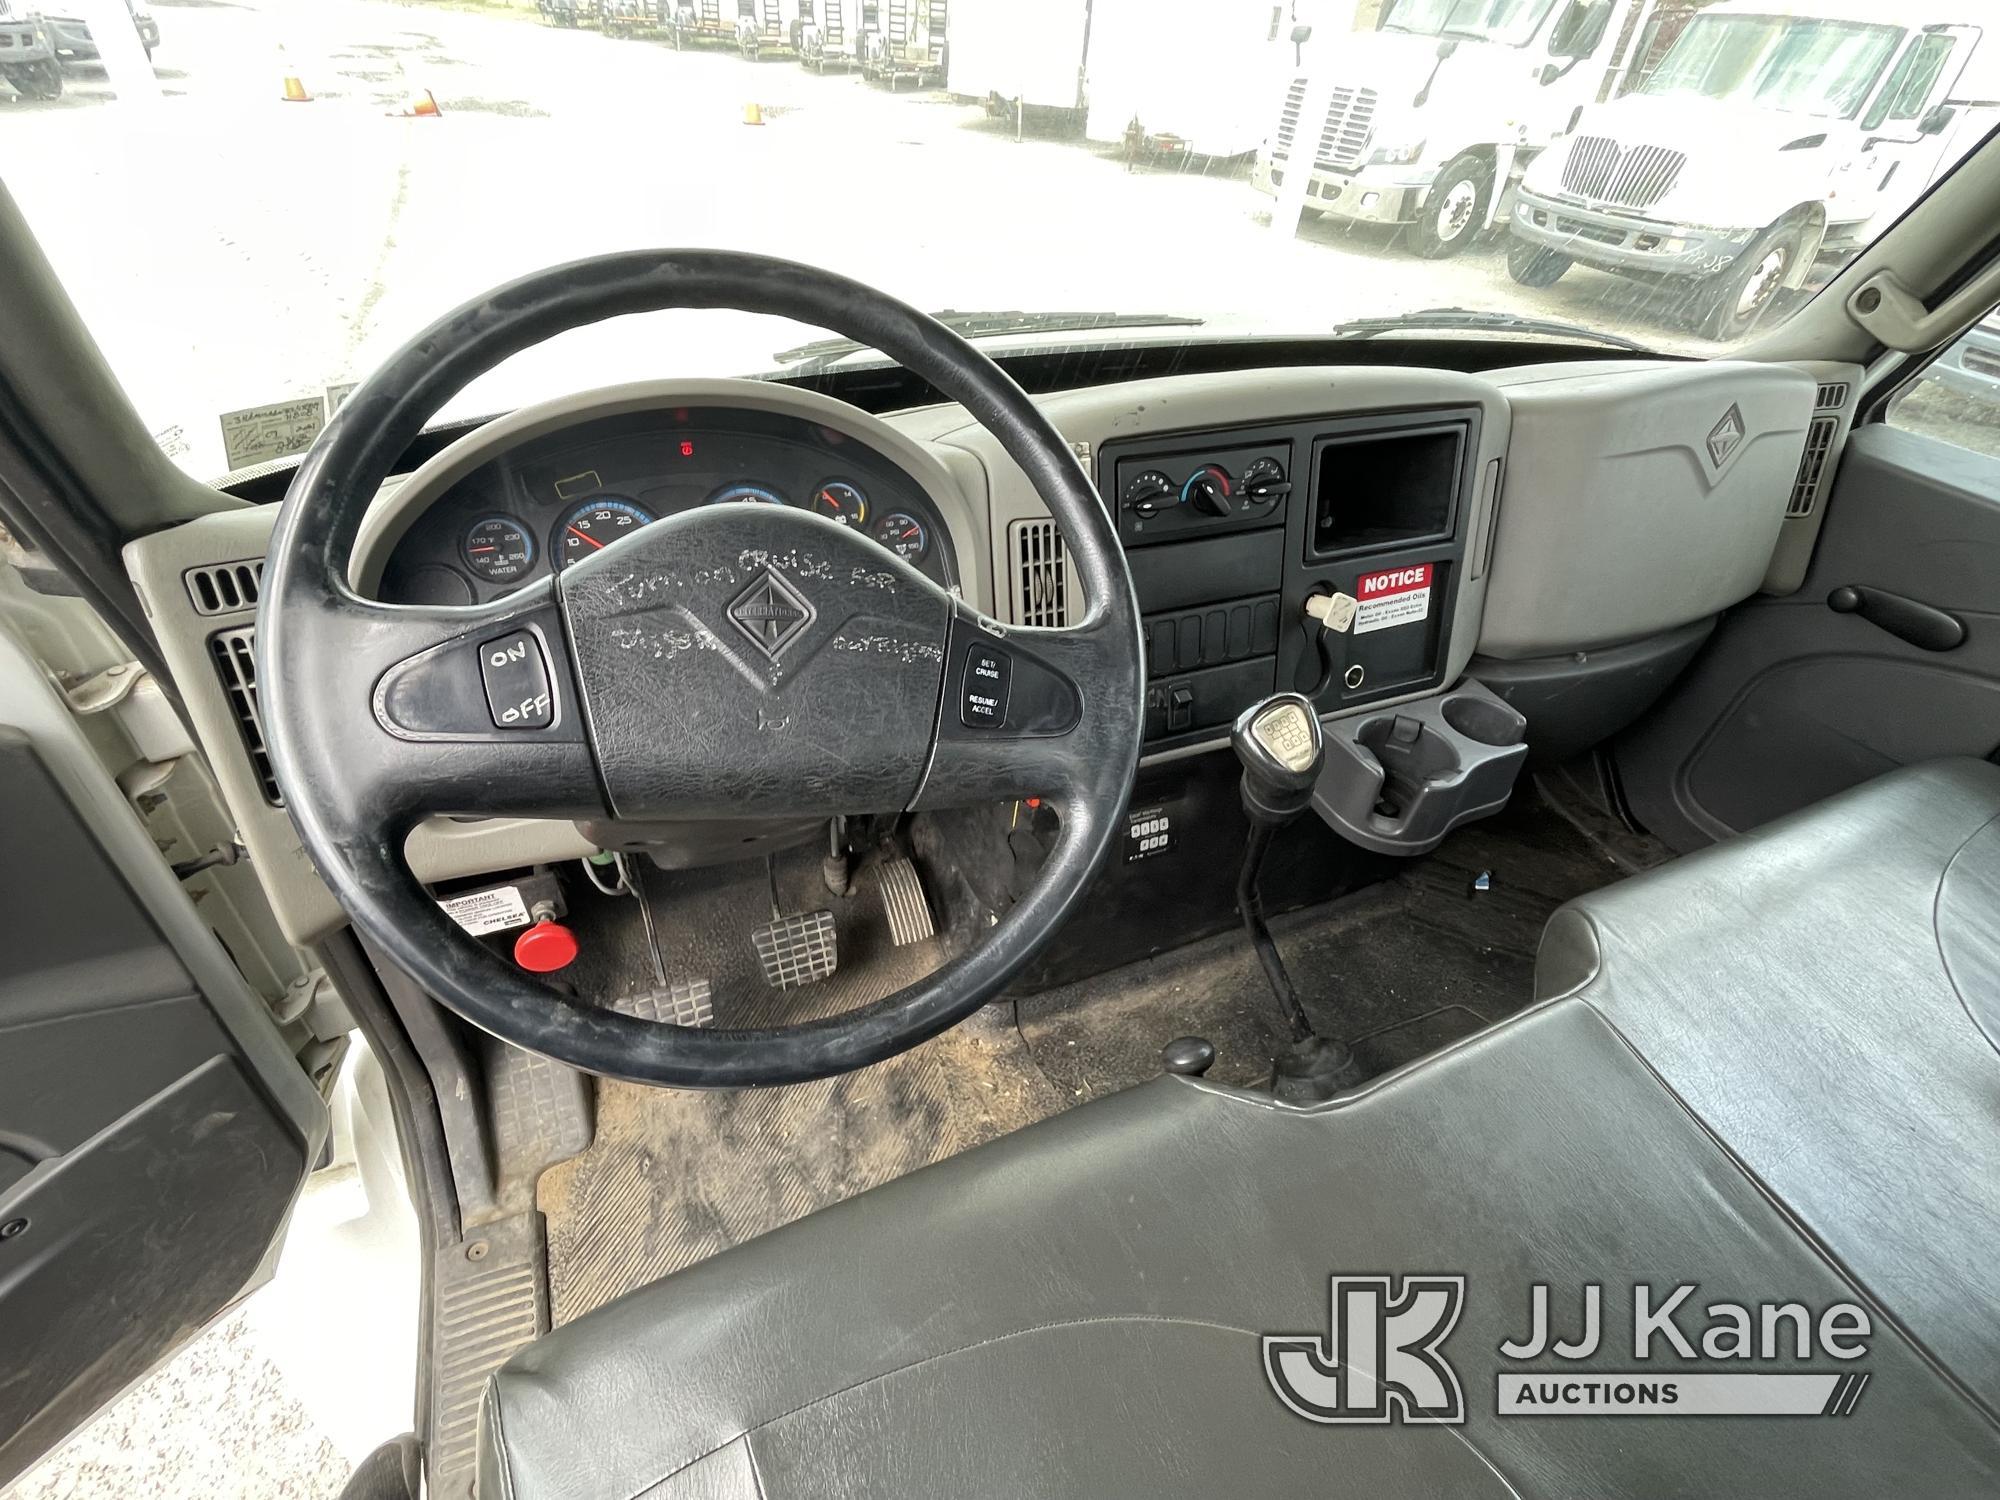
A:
[553,495,653,571]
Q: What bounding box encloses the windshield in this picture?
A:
[1637,15,1903,119]
[3,0,1986,478]
[1380,0,1560,48]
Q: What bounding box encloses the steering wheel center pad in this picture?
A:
[563,504,948,820]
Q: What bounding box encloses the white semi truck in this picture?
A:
[1251,0,1639,257]
[1509,0,2000,340]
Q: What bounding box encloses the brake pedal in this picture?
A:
[615,977,715,1027]
[753,910,839,989]
[878,854,935,947]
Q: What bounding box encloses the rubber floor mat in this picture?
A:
[539,1006,1063,1325]
[1015,782,1634,1100]
[538,780,1638,1322]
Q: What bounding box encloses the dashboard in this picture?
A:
[130,360,1832,947]
[375,405,958,605]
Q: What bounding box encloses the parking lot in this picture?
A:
[0,0,1739,480]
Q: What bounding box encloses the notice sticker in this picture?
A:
[1353,564,1434,634]
[439,884,532,936]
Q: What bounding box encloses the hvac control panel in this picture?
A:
[1098,409,1480,748]
[1113,440,1293,546]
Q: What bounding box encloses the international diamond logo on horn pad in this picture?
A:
[726,568,816,659]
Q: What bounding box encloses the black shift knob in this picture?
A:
[1232,692,1325,824]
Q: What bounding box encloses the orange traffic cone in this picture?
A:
[392,89,442,118]
[281,75,311,103]
[743,101,764,125]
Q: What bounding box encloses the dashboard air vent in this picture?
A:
[1814,381,1850,412]
[1009,518,1069,628]
[208,626,282,805]
[185,560,263,616]
[1789,414,1838,518]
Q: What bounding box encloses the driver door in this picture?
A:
[1832,25,1983,233]
[0,551,327,1487]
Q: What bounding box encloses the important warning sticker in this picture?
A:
[438,884,532,936]
[1353,564,1434,634]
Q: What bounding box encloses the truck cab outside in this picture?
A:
[1251,0,1629,258]
[1509,1,1995,338]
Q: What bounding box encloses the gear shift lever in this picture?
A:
[1230,693,1366,1103]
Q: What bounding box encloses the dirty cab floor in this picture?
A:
[536,777,1647,1325]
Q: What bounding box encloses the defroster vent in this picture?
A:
[184,560,263,616]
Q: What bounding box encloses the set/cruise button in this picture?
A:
[959,643,1013,729]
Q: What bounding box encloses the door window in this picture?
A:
[1888,312,2000,460]
[1861,32,1958,132]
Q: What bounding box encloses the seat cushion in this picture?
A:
[1538,755,2000,1406]
[480,761,2000,1498]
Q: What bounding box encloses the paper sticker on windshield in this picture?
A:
[1353,564,1433,634]
[219,397,326,471]
[438,884,532,936]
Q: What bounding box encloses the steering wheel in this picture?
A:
[259,251,1144,1089]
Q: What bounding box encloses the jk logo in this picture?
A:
[1263,1275,1467,1425]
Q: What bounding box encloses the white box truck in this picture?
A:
[946,0,1295,158]
[945,0,1092,120]
[1509,1,1999,339]
[1084,0,1301,159]
[1251,0,1640,257]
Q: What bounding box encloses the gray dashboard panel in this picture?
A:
[1482,359,1814,658]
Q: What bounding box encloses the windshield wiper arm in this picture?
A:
[1329,308,1652,353]
[772,310,1205,375]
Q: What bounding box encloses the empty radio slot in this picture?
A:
[1307,423,1465,559]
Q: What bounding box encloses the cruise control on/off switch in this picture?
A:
[481,631,553,729]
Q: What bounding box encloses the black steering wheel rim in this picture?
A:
[259,250,1144,1088]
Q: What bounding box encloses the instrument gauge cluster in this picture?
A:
[379,407,954,604]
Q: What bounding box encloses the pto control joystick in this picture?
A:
[1230,693,1366,1104]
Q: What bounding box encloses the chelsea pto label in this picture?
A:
[1353,564,1434,634]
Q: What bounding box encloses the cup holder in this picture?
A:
[1311,679,1529,855]
[1442,694,1526,748]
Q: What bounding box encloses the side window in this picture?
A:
[1887,314,2000,460]
[1862,33,1957,132]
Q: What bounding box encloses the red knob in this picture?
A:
[513,919,579,973]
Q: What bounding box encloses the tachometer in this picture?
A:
[706,481,788,507]
[871,511,929,564]
[553,495,654,571]
[806,479,868,527]
[463,516,535,583]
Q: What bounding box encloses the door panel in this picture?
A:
[0,625,325,1487]
[1617,423,2000,849]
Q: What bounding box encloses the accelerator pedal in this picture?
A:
[878,854,935,947]
[753,909,839,989]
